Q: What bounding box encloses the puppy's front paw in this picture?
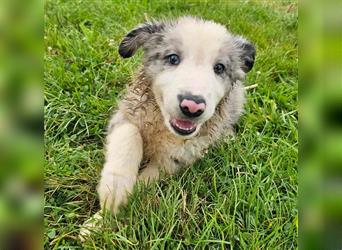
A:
[98,174,136,214]
[138,166,160,184]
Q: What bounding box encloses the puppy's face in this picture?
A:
[119,17,255,138]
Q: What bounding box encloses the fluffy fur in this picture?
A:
[97,16,255,214]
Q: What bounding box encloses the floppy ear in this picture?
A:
[118,22,165,58]
[234,37,256,73]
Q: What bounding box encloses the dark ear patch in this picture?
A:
[118,22,165,58]
[240,42,255,72]
[234,37,256,73]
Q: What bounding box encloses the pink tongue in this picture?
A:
[174,119,195,129]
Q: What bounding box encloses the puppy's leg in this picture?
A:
[138,164,160,184]
[138,155,184,184]
[138,160,176,184]
[98,122,143,214]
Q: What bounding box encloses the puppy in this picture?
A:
[98,16,255,214]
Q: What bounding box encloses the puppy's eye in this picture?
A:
[167,54,180,65]
[213,63,225,74]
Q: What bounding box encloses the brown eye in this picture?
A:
[168,54,180,65]
[213,63,225,74]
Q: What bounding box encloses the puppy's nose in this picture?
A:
[179,95,206,118]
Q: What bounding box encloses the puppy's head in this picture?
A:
[119,17,255,138]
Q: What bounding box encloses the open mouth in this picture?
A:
[170,118,197,136]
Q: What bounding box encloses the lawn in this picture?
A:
[44,0,298,249]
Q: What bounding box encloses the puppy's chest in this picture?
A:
[141,124,209,168]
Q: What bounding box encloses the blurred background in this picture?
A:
[0,0,42,249]
[0,0,340,249]
[300,0,342,249]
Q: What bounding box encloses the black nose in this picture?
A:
[178,94,206,118]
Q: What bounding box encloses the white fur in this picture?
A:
[99,16,250,213]
[98,122,142,213]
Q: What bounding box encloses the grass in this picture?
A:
[44,0,298,249]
